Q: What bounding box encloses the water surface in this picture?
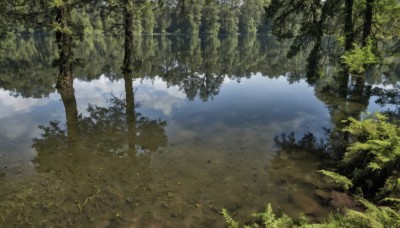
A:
[0,34,397,227]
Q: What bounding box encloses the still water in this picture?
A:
[0,34,397,227]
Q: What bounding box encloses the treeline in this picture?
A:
[0,0,270,35]
[102,0,270,35]
[0,0,273,86]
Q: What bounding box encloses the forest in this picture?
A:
[0,0,399,227]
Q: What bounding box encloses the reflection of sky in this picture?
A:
[367,83,399,114]
[0,90,63,176]
[72,76,187,117]
[133,78,186,116]
[0,73,391,177]
[162,74,331,144]
[74,76,124,115]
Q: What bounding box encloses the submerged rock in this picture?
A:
[291,193,323,216]
[314,189,331,202]
[329,191,358,212]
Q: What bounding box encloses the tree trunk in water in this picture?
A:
[122,3,134,73]
[350,75,371,106]
[55,5,74,89]
[306,43,321,85]
[58,85,80,144]
[124,73,137,153]
[344,0,354,51]
[362,0,374,47]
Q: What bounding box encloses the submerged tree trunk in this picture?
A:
[362,0,374,47]
[55,5,74,88]
[344,0,354,51]
[122,2,134,73]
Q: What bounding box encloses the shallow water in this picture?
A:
[0,34,397,227]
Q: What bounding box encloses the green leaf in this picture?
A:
[319,170,353,190]
[221,208,239,228]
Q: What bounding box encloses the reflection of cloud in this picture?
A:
[168,110,327,146]
[223,76,233,84]
[74,75,125,116]
[0,89,58,119]
[165,75,332,145]
[134,77,186,116]
[0,116,42,146]
[136,92,184,115]
[3,120,35,139]
[73,76,187,116]
[135,77,186,99]
[0,114,43,177]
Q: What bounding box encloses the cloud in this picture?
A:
[74,75,125,115]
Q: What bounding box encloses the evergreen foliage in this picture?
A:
[341,39,379,73]
[222,199,400,228]
[252,204,294,227]
[342,113,400,199]
[265,0,400,72]
[319,170,353,191]
[221,208,239,228]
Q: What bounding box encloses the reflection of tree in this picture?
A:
[0,29,170,226]
[0,33,121,98]
[264,132,336,218]
[371,87,400,120]
[1,33,310,100]
[33,76,167,167]
[0,33,57,98]
[3,33,394,101]
[313,67,371,158]
[237,34,263,77]
[157,34,309,101]
[22,69,168,226]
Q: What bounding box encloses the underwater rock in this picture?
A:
[329,191,357,211]
[292,193,323,216]
[314,189,330,202]
[160,201,169,208]
[171,212,184,219]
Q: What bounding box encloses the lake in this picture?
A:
[0,34,397,227]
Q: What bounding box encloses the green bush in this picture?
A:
[318,170,353,191]
[222,199,400,228]
[342,113,400,199]
[341,39,379,73]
